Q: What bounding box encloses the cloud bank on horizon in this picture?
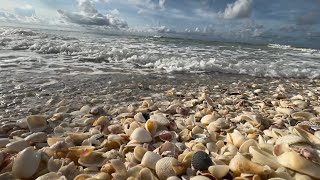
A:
[0,0,320,43]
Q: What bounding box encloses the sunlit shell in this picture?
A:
[275,134,307,145]
[47,137,65,146]
[133,146,147,162]
[275,150,320,179]
[110,159,127,174]
[155,157,179,180]
[291,112,315,121]
[78,151,106,167]
[141,151,162,170]
[12,147,41,179]
[130,128,152,143]
[226,130,246,148]
[150,114,170,126]
[200,114,216,125]
[249,146,281,170]
[276,107,294,115]
[67,133,90,145]
[191,151,213,171]
[26,115,47,132]
[207,118,229,132]
[145,120,158,135]
[208,165,229,179]
[229,153,272,176]
[293,127,320,145]
[134,112,146,123]
[68,146,95,157]
[238,139,258,153]
[158,141,180,158]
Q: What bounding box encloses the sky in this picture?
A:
[1,0,320,46]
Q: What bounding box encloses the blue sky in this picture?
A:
[1,0,320,46]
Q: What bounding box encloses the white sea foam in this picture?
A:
[1,27,320,78]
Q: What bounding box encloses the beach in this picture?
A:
[1,26,320,179]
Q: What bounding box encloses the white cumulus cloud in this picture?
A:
[58,0,128,28]
[224,0,253,19]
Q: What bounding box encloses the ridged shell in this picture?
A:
[12,147,41,179]
[155,157,178,180]
[191,151,213,171]
[130,128,152,143]
[141,151,162,170]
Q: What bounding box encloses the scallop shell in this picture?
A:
[12,147,41,179]
[141,151,162,170]
[191,151,213,171]
[155,157,179,180]
[130,128,152,143]
[78,151,106,167]
[208,165,229,179]
[26,115,47,132]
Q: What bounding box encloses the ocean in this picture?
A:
[1,25,320,119]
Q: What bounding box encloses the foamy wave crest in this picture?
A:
[1,27,320,78]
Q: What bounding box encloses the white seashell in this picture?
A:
[226,130,246,148]
[155,157,179,180]
[276,107,294,115]
[150,114,170,126]
[26,115,47,132]
[111,159,127,174]
[207,118,228,132]
[275,134,307,145]
[6,139,30,152]
[12,147,41,179]
[238,139,258,153]
[249,146,281,170]
[200,115,216,125]
[141,151,162,170]
[130,128,152,143]
[208,165,229,179]
[133,146,147,162]
[134,112,146,123]
[291,112,315,121]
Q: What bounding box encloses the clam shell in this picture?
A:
[130,128,152,143]
[134,112,146,123]
[12,147,41,179]
[229,152,272,176]
[145,120,158,135]
[78,151,106,167]
[25,132,48,144]
[150,114,170,126]
[26,115,47,132]
[200,115,216,125]
[207,118,228,132]
[6,139,29,152]
[155,157,179,180]
[141,151,162,170]
[275,134,307,145]
[208,165,229,179]
[191,151,213,171]
[276,151,320,179]
[239,139,258,153]
[68,146,95,158]
[133,146,147,162]
[226,130,246,148]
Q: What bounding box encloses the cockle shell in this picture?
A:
[229,153,272,176]
[155,157,179,180]
[12,147,41,179]
[141,151,162,170]
[26,115,47,132]
[130,128,152,143]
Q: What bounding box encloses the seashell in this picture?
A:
[110,159,127,174]
[249,146,281,170]
[293,127,320,145]
[67,133,90,145]
[25,132,47,144]
[238,139,258,153]
[78,151,106,167]
[16,118,28,129]
[68,146,95,158]
[138,167,156,180]
[208,165,229,179]
[226,130,246,148]
[155,130,174,142]
[47,137,65,146]
[275,150,320,179]
[0,138,10,148]
[133,146,147,162]
[155,157,179,180]
[12,147,41,179]
[6,139,29,153]
[291,112,315,121]
[74,174,92,180]
[92,172,110,179]
[229,152,272,176]
[167,176,181,180]
[191,151,213,171]
[190,176,211,180]
[48,157,63,172]
[35,172,65,180]
[58,161,81,180]
[107,124,123,134]
[158,141,180,158]
[207,118,229,132]
[275,134,307,145]
[130,128,152,143]
[276,107,294,115]
[141,151,162,170]
[92,116,109,127]
[134,112,146,123]
[150,114,170,126]
[200,114,217,125]
[26,115,47,132]
[145,120,158,135]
